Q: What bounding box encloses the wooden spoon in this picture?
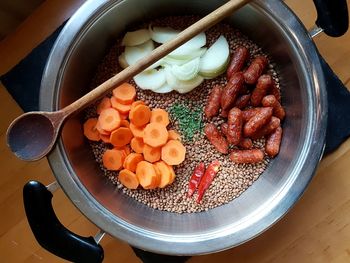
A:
[6,0,250,161]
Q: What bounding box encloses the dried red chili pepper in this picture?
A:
[196,160,220,203]
[187,162,206,197]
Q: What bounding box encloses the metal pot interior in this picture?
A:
[41,0,326,255]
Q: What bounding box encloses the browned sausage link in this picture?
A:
[270,79,281,102]
[238,137,253,149]
[242,108,260,122]
[261,95,286,120]
[243,56,268,84]
[251,116,280,140]
[204,123,229,154]
[226,46,249,79]
[243,107,273,137]
[204,85,222,119]
[239,85,249,95]
[234,94,251,109]
[230,149,264,163]
[226,108,242,145]
[221,72,244,110]
[220,122,228,137]
[250,74,272,106]
[220,108,229,118]
[265,126,283,157]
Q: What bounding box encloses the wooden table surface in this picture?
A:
[0,0,349,262]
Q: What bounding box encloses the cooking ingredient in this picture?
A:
[265,126,282,157]
[165,67,204,93]
[238,138,253,149]
[187,162,206,197]
[129,122,146,138]
[136,161,158,189]
[121,29,151,46]
[251,74,272,106]
[98,108,121,132]
[134,68,166,91]
[143,122,168,147]
[131,100,145,110]
[129,104,152,127]
[161,139,186,165]
[168,130,181,141]
[123,153,144,173]
[234,94,251,109]
[83,118,100,141]
[197,160,220,203]
[261,95,286,120]
[226,107,242,145]
[242,108,260,122]
[243,107,273,137]
[243,56,268,84]
[150,108,170,126]
[199,35,229,78]
[230,149,264,164]
[169,32,206,58]
[110,127,133,147]
[113,83,136,104]
[100,133,111,143]
[117,145,131,156]
[111,97,132,114]
[204,123,228,154]
[251,116,280,139]
[130,137,145,153]
[270,79,282,102]
[124,40,154,66]
[154,161,174,188]
[171,57,200,81]
[220,108,229,118]
[119,120,130,128]
[149,25,179,43]
[143,144,161,163]
[221,72,244,110]
[102,149,125,171]
[118,169,139,189]
[226,46,249,79]
[152,83,173,93]
[97,97,112,114]
[204,85,222,118]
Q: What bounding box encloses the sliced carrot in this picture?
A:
[96,121,110,136]
[131,100,145,111]
[98,108,121,132]
[83,118,100,141]
[150,108,170,126]
[112,83,136,104]
[143,144,161,163]
[161,139,186,165]
[114,145,131,156]
[123,153,144,172]
[168,130,181,141]
[136,161,157,189]
[130,122,146,138]
[130,137,144,153]
[102,149,125,171]
[100,133,111,143]
[120,120,130,128]
[118,169,139,189]
[143,123,168,148]
[154,161,172,188]
[111,96,132,114]
[110,127,133,147]
[97,97,112,115]
[168,164,176,184]
[120,112,129,120]
[129,104,151,127]
[151,164,161,189]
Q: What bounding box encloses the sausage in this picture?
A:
[250,74,272,106]
[234,94,251,109]
[221,72,244,110]
[239,85,249,95]
[220,108,229,118]
[251,116,280,139]
[242,108,260,122]
[204,85,222,118]
[243,107,273,137]
[270,79,281,102]
[204,123,229,154]
[220,122,228,136]
[238,137,253,149]
[243,56,268,84]
[265,126,282,157]
[226,46,249,79]
[226,108,243,145]
[261,95,285,120]
[230,149,264,163]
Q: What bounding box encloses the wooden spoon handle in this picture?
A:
[63,0,250,116]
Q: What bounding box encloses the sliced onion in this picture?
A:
[171,57,200,81]
[124,40,154,66]
[118,52,129,69]
[153,83,173,93]
[134,68,166,90]
[165,66,203,93]
[121,29,151,46]
[149,25,180,43]
[169,32,206,58]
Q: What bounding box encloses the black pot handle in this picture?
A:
[23,181,104,263]
[313,0,349,37]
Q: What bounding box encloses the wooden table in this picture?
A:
[0,0,349,262]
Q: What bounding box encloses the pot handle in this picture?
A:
[23,181,104,263]
[313,0,349,37]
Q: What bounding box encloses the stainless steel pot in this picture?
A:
[23,0,348,261]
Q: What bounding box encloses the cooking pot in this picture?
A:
[23,0,348,262]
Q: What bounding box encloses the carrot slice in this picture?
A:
[96,121,110,135]
[168,130,181,141]
[130,137,144,153]
[120,120,130,128]
[131,100,145,111]
[111,96,132,114]
[100,133,111,143]
[130,122,145,138]
[136,161,157,189]
[143,144,161,163]
[112,83,136,104]
[161,140,186,165]
[154,161,172,188]
[168,164,176,184]
[114,145,131,156]
[150,108,170,126]
[120,112,129,120]
[110,127,133,147]
[83,118,100,141]
[97,97,112,115]
[143,123,168,148]
[123,153,144,172]
[102,149,125,171]
[129,104,151,127]
[98,108,121,132]
[118,169,139,189]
